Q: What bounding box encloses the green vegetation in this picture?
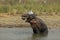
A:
[0,0,60,16]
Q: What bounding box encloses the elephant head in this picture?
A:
[21,13,36,23]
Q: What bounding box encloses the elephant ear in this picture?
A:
[30,19,37,24]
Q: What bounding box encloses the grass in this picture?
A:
[0,0,60,16]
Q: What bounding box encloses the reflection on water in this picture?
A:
[0,28,60,40]
[31,33,48,40]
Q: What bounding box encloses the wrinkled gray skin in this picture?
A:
[21,14,48,34]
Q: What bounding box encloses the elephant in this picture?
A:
[21,14,48,34]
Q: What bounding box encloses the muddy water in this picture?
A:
[0,28,60,40]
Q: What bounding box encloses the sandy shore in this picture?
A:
[0,14,60,29]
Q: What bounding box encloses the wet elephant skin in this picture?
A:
[21,14,48,34]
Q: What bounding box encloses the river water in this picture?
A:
[0,28,60,40]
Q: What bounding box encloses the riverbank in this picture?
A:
[0,14,60,29]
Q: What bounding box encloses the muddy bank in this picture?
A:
[0,23,31,28]
[0,14,60,28]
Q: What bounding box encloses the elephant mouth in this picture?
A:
[30,19,37,24]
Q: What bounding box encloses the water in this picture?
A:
[0,28,60,40]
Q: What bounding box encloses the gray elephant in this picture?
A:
[21,12,48,34]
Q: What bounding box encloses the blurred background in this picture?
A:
[0,0,60,28]
[0,0,60,16]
